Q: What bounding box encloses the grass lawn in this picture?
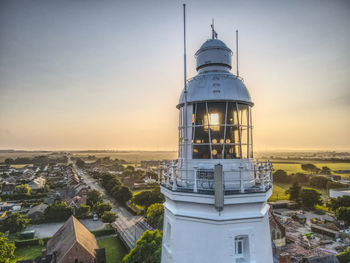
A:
[315,204,329,212]
[97,237,128,263]
[269,184,289,202]
[14,245,45,261]
[132,189,147,195]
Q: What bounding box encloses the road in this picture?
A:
[71,161,147,248]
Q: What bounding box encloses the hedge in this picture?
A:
[15,237,50,247]
[91,228,115,237]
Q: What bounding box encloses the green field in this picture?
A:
[71,151,177,162]
[269,184,289,202]
[97,237,128,263]
[14,245,45,261]
[273,162,350,178]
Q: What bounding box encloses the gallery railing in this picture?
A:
[157,160,273,195]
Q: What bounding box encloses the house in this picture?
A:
[27,203,48,220]
[66,195,87,210]
[67,172,80,187]
[28,177,46,191]
[68,183,87,198]
[269,210,286,247]
[1,183,16,195]
[301,254,340,263]
[23,169,36,180]
[44,216,105,263]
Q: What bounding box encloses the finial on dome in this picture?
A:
[211,19,218,39]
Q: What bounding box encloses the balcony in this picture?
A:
[158,161,273,195]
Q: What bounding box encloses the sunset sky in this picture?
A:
[0,0,349,151]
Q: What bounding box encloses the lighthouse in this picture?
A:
[159,20,274,263]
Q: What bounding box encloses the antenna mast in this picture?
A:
[183,4,188,170]
[236,29,239,77]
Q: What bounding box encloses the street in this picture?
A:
[72,162,146,248]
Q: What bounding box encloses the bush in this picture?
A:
[95,202,112,217]
[337,247,350,263]
[101,211,117,223]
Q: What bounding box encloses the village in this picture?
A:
[0,151,349,262]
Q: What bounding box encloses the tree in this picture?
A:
[300,188,322,210]
[113,185,132,204]
[0,232,15,262]
[95,202,112,217]
[286,182,301,202]
[328,196,350,211]
[87,189,103,207]
[301,164,320,174]
[273,170,291,183]
[310,176,331,189]
[14,184,31,195]
[44,202,73,222]
[321,166,332,175]
[4,158,14,165]
[327,181,347,190]
[101,211,117,223]
[76,205,90,218]
[336,207,350,224]
[291,173,310,185]
[2,213,30,233]
[132,187,164,209]
[146,203,164,230]
[123,230,162,263]
[76,158,85,168]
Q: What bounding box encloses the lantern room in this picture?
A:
[178,37,254,162]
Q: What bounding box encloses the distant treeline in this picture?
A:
[3,155,67,165]
[261,157,350,163]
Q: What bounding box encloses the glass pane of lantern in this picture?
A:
[193,144,211,159]
[212,145,223,159]
[240,127,248,145]
[227,102,238,125]
[240,127,248,158]
[195,103,207,126]
[241,144,248,159]
[210,125,225,147]
[224,145,240,159]
[238,104,249,126]
[225,126,239,145]
[193,125,209,144]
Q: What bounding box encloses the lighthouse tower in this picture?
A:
[159,25,274,263]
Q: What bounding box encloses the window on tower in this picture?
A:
[234,235,250,263]
[190,102,253,159]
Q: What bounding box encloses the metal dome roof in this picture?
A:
[197,39,229,51]
[178,72,253,108]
